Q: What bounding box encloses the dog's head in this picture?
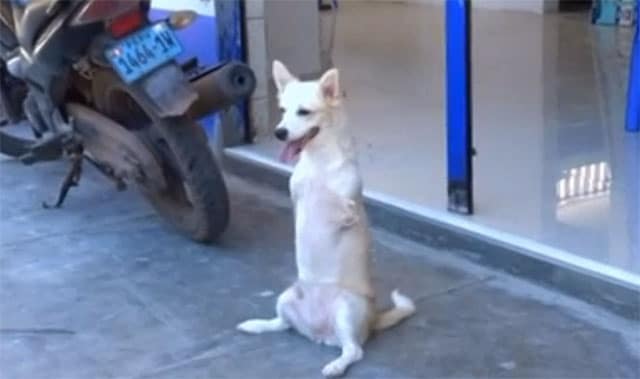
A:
[272,60,342,162]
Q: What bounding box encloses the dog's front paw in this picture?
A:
[340,199,358,227]
[322,361,347,377]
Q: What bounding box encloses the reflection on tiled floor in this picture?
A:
[230,2,639,280]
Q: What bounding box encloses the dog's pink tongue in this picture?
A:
[280,142,299,162]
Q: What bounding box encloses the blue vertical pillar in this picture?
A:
[446,0,474,214]
[625,2,639,133]
[215,0,250,143]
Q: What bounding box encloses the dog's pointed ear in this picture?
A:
[273,60,296,93]
[318,68,340,105]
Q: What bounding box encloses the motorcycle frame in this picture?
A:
[2,0,199,138]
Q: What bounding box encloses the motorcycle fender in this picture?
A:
[134,63,198,118]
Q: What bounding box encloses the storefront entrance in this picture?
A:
[228,1,640,295]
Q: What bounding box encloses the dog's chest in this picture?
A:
[290,162,342,203]
[290,170,340,230]
[289,158,374,297]
[290,163,347,249]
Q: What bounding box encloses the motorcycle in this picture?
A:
[0,0,256,242]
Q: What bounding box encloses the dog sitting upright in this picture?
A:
[237,61,415,377]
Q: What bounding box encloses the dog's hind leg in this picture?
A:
[321,297,367,377]
[322,341,363,377]
[237,286,297,334]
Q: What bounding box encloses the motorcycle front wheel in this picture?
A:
[91,70,230,242]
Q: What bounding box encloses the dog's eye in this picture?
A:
[279,107,286,113]
[297,108,312,116]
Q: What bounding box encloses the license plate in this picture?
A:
[106,23,183,84]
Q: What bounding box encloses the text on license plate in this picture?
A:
[106,23,183,83]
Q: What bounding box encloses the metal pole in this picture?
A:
[625,1,639,132]
[445,0,474,214]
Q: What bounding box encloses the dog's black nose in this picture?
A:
[274,128,288,141]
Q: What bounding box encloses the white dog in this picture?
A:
[237,61,415,377]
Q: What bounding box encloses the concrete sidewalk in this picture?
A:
[0,160,638,379]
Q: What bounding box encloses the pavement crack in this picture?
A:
[0,328,76,335]
[414,275,495,304]
[133,335,290,379]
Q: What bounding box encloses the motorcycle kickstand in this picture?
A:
[83,155,127,191]
[42,148,84,209]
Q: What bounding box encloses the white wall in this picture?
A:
[243,0,323,140]
[264,0,322,77]
[472,0,558,13]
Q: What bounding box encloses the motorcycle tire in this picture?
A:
[143,115,230,242]
[0,64,27,124]
[91,70,230,242]
[0,129,32,158]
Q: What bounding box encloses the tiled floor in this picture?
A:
[231,2,640,283]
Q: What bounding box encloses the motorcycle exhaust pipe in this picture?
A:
[187,61,256,120]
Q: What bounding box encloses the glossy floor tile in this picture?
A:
[231,2,639,281]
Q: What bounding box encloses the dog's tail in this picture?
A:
[373,289,416,331]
